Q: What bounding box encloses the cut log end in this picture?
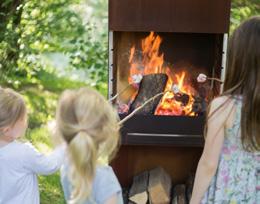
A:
[172,184,187,204]
[129,171,149,204]
[148,167,172,204]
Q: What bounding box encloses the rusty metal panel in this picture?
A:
[109,0,231,33]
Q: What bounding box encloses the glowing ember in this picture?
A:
[128,32,197,116]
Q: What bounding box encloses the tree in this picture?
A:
[0,0,24,80]
[231,0,260,32]
[0,0,108,88]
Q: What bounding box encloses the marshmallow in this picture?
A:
[172,84,180,94]
[132,74,143,84]
[197,73,207,83]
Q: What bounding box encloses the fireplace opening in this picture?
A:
[109,31,224,145]
[113,32,222,117]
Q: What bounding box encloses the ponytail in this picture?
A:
[68,131,97,204]
[56,88,120,203]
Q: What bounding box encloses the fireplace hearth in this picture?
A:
[108,0,231,202]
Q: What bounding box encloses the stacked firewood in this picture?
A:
[123,167,194,204]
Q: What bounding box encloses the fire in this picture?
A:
[128,32,164,84]
[128,32,196,116]
[155,71,195,116]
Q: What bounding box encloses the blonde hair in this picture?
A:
[0,87,27,136]
[56,87,120,204]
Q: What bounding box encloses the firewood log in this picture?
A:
[148,167,172,204]
[123,188,129,204]
[130,74,168,114]
[129,171,149,204]
[174,93,190,106]
[172,184,187,204]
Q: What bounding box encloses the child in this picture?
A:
[56,87,123,204]
[0,88,65,204]
[190,16,260,204]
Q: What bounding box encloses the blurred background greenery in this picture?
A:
[0,0,259,203]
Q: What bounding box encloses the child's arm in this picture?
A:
[190,96,234,204]
[22,143,66,175]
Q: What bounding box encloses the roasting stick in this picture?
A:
[197,73,223,83]
[109,84,132,102]
[207,77,223,83]
[119,90,171,125]
[109,74,143,102]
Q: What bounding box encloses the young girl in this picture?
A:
[56,87,123,204]
[190,16,260,204]
[0,88,65,204]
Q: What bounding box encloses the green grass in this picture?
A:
[39,173,66,204]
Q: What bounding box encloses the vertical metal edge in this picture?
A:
[220,33,228,93]
[108,31,114,99]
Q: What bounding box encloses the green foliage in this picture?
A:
[23,89,56,128]
[39,173,66,204]
[1,1,108,203]
[0,0,108,87]
[231,0,260,32]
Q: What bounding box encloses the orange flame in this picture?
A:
[129,32,196,116]
[128,32,164,84]
[155,71,195,116]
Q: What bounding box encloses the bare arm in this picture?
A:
[190,96,234,204]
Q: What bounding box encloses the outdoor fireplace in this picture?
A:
[108,0,231,202]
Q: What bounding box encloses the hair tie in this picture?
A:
[67,129,88,144]
[79,129,87,133]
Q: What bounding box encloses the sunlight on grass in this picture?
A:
[39,173,66,204]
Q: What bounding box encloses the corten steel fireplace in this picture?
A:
[108,0,231,189]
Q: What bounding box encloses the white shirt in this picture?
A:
[0,141,65,204]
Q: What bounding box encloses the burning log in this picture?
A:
[171,84,190,107]
[129,171,149,204]
[174,93,190,106]
[191,96,207,115]
[148,167,172,204]
[130,73,168,114]
[172,185,187,204]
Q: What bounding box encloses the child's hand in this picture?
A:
[48,120,65,146]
